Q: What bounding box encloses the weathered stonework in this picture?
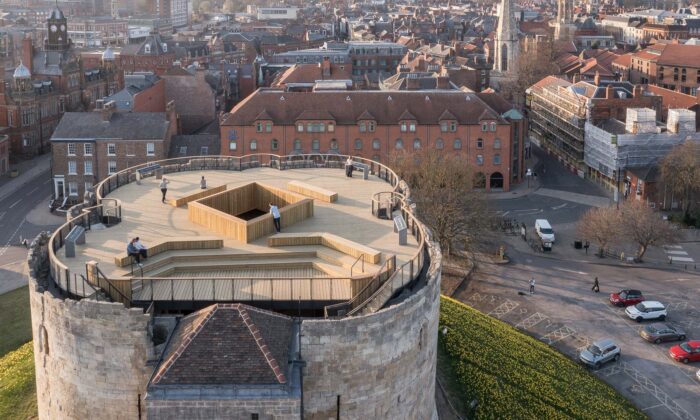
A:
[300,244,441,420]
[27,236,153,420]
[146,398,301,419]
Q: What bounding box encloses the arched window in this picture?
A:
[453,139,462,150]
[490,122,497,131]
[372,138,381,150]
[413,138,421,150]
[372,154,381,162]
[476,138,483,149]
[435,138,444,149]
[294,139,302,151]
[354,138,363,150]
[330,139,338,150]
[271,139,279,150]
[494,153,501,164]
[493,138,501,149]
[250,139,258,151]
[312,139,320,151]
[500,43,508,72]
[395,138,403,149]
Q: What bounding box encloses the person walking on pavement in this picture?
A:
[269,203,281,232]
[529,277,536,295]
[592,277,600,293]
[200,176,207,189]
[160,177,170,203]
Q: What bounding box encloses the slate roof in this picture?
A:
[168,134,220,157]
[223,89,507,126]
[51,112,170,140]
[151,304,293,386]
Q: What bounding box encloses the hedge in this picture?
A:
[439,296,645,419]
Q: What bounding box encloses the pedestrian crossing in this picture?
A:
[663,245,694,263]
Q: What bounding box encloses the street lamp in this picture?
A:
[526,168,532,188]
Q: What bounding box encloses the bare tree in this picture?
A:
[577,207,622,256]
[501,38,559,107]
[388,149,489,256]
[660,141,700,219]
[222,0,236,13]
[620,200,678,261]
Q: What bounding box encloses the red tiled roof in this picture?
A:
[531,75,572,91]
[644,84,699,110]
[657,44,700,68]
[223,90,509,126]
[612,53,633,68]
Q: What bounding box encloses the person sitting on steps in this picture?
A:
[127,237,147,266]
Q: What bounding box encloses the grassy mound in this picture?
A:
[439,296,645,419]
[0,342,37,419]
[0,287,32,358]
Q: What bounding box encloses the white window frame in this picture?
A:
[107,143,116,156]
[67,143,76,156]
[68,161,77,175]
[84,143,93,156]
[146,142,155,156]
[68,182,78,196]
[476,154,484,165]
[108,161,117,175]
[84,161,93,175]
[229,140,237,151]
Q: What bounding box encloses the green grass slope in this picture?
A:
[0,342,37,419]
[0,287,33,358]
[439,296,645,419]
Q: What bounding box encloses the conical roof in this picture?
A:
[13,62,31,79]
[49,6,65,20]
[102,47,115,61]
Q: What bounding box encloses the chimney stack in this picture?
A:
[633,85,643,98]
[100,101,116,122]
[605,84,614,99]
[436,75,450,89]
[594,71,601,86]
[321,57,331,78]
[22,36,33,74]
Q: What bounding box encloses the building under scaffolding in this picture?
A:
[584,108,700,199]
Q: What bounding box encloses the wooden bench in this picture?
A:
[114,237,224,267]
[267,232,381,264]
[287,181,338,203]
[169,184,227,207]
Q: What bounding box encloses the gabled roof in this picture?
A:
[399,109,417,120]
[295,109,335,121]
[477,108,498,121]
[51,112,170,141]
[356,110,376,121]
[151,304,292,386]
[438,109,457,120]
[255,109,273,120]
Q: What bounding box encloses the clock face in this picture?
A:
[60,25,66,31]
[50,25,57,32]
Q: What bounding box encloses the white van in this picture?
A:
[535,219,555,243]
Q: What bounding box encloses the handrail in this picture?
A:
[324,256,396,318]
[94,265,132,306]
[48,153,424,314]
[350,253,365,277]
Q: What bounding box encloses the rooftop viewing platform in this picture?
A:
[48,155,428,316]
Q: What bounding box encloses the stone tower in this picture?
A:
[46,5,69,51]
[554,0,576,40]
[494,0,519,74]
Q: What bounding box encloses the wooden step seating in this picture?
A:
[114,237,224,267]
[287,181,338,203]
[145,257,348,278]
[267,232,381,264]
[168,184,227,207]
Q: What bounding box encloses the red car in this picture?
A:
[669,341,700,363]
[609,289,645,307]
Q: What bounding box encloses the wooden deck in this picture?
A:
[60,167,418,301]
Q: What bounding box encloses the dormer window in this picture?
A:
[359,121,367,132]
[440,120,458,132]
[256,121,272,133]
[400,121,416,133]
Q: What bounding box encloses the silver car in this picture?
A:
[579,338,621,369]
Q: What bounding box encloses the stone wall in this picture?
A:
[146,398,301,419]
[300,244,441,420]
[27,234,153,420]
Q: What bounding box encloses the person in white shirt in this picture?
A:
[200,176,207,189]
[345,156,354,177]
[159,177,170,203]
[529,277,536,295]
[269,203,281,232]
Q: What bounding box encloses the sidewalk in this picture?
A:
[0,154,51,202]
[489,154,542,200]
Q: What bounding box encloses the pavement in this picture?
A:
[454,250,700,420]
[0,154,63,294]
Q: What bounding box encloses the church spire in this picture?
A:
[494,0,519,74]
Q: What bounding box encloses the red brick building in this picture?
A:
[220,89,525,191]
[624,43,700,95]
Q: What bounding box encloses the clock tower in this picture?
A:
[46,5,69,51]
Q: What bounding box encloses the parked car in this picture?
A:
[625,301,667,322]
[669,341,700,364]
[535,219,555,243]
[579,338,621,369]
[696,369,700,381]
[640,323,686,343]
[609,289,645,307]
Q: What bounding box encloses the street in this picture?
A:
[469,145,700,419]
[0,168,64,294]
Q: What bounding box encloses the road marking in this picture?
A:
[488,299,519,319]
[0,219,26,257]
[551,203,567,210]
[667,250,689,255]
[43,178,52,184]
[664,245,683,249]
[553,267,588,275]
[500,210,510,216]
[540,325,576,345]
[515,312,548,329]
[26,187,39,196]
[670,257,694,262]
[0,211,5,220]
[8,199,22,209]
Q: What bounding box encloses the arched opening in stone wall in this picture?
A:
[490,172,504,190]
[501,43,508,72]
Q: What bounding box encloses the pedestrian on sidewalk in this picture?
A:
[200,176,207,189]
[160,177,170,203]
[584,240,590,255]
[592,277,600,293]
[529,277,536,295]
[269,203,281,232]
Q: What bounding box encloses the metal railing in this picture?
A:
[350,254,365,277]
[48,154,429,316]
[324,256,397,317]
